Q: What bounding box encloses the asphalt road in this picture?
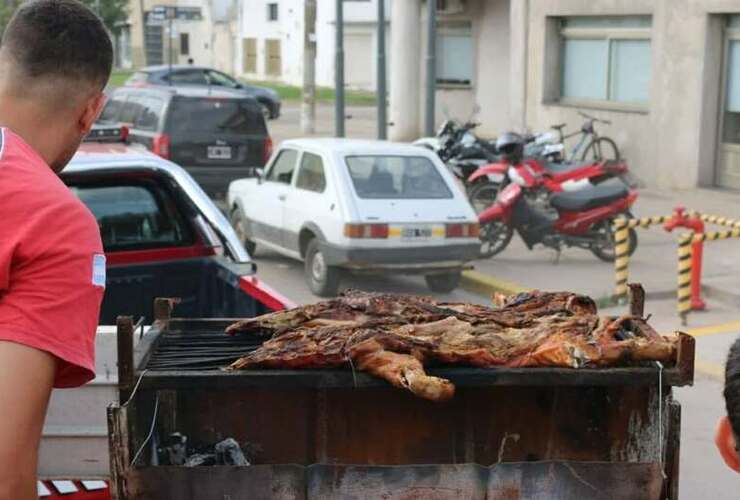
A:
[252,247,489,306]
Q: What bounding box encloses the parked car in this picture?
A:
[64,125,291,322]
[38,127,292,488]
[126,65,282,119]
[227,139,481,296]
[98,85,273,197]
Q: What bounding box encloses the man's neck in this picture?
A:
[0,96,57,166]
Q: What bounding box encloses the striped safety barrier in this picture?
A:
[677,233,692,322]
[613,215,672,300]
[614,209,740,321]
[692,213,740,229]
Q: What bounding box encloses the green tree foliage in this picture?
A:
[80,0,129,34]
[0,0,129,39]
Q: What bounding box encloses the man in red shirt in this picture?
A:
[0,1,112,498]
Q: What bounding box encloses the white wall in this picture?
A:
[169,0,213,66]
[518,0,740,189]
[238,0,304,84]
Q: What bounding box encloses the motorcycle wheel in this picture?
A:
[479,221,514,258]
[590,220,638,262]
[468,181,501,214]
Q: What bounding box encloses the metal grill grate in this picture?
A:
[145,330,265,371]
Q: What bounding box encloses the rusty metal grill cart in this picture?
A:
[108,299,694,500]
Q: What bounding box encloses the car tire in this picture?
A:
[230,208,257,256]
[305,239,341,297]
[425,271,462,293]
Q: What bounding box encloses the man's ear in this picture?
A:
[78,92,107,135]
[715,416,740,472]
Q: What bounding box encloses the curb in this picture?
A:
[460,270,530,298]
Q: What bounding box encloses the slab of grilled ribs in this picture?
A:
[225,290,677,402]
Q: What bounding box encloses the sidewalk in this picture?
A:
[470,187,740,307]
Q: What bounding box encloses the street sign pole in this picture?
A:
[302,0,317,134]
[425,0,437,137]
[168,16,173,84]
[377,0,387,140]
[335,0,345,137]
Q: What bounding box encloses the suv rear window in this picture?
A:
[70,183,194,252]
[166,97,267,135]
[345,156,453,199]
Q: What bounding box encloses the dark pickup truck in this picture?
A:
[62,137,293,323]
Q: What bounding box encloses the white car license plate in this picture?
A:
[207,145,233,160]
[401,226,433,240]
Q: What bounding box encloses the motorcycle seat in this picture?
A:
[543,161,594,175]
[550,183,629,211]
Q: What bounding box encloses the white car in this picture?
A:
[227,138,480,296]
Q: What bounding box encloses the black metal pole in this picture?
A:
[424,0,437,136]
[377,0,387,140]
[335,0,345,137]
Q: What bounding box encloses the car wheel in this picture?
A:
[305,239,341,297]
[425,271,462,293]
[230,208,257,256]
[259,102,272,120]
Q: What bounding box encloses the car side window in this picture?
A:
[119,95,146,124]
[134,97,165,131]
[99,94,126,122]
[206,70,239,88]
[169,70,208,85]
[266,149,298,184]
[295,153,327,193]
[69,183,194,252]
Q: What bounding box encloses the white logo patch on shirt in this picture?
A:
[92,254,106,287]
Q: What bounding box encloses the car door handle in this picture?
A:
[278,194,287,201]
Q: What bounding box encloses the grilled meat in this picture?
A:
[226,290,678,402]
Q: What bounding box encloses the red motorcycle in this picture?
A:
[477,133,638,261]
[467,144,632,214]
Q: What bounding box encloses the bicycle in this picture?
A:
[551,111,620,162]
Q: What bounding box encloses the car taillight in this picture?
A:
[152,133,170,159]
[344,223,389,239]
[445,223,480,238]
[263,137,273,164]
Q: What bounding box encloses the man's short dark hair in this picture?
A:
[1,0,113,90]
[724,337,740,440]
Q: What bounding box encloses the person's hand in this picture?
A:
[715,416,740,473]
[0,341,56,500]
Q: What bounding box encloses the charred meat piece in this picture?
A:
[226,290,678,402]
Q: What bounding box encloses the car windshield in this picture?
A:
[345,155,453,199]
[167,97,266,135]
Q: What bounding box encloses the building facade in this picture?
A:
[125,0,235,72]
[391,0,740,191]
[235,0,390,89]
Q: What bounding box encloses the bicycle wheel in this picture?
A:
[581,137,620,162]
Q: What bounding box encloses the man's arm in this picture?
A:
[0,341,56,500]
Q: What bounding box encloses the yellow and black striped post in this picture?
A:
[677,233,692,324]
[613,218,631,300]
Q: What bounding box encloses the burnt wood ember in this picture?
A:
[226,290,678,402]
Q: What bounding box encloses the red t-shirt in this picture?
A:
[0,128,105,388]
